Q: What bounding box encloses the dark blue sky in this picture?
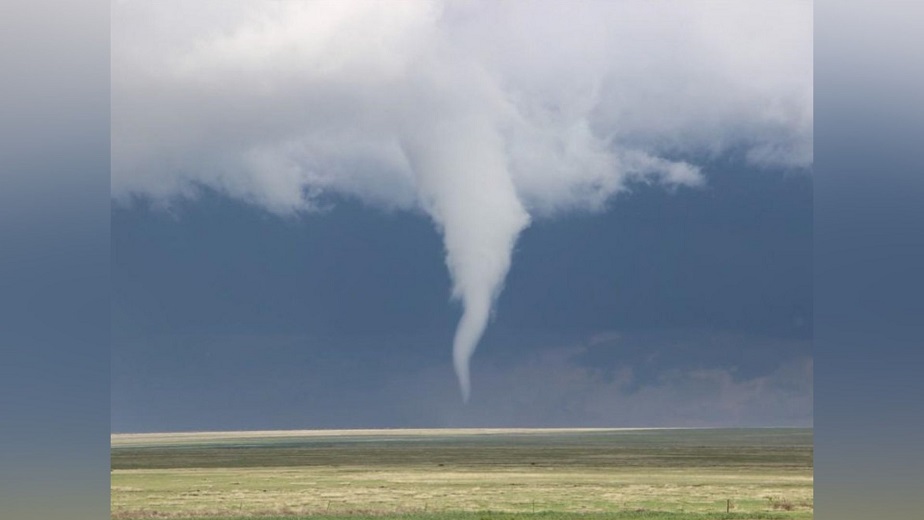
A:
[112,160,812,432]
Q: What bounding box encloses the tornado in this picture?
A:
[402,116,530,402]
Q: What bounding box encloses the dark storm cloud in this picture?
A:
[112,330,811,431]
[112,0,812,398]
[112,163,811,430]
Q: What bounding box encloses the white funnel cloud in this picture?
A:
[402,116,530,401]
[111,1,812,401]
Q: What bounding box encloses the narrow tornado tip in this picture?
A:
[452,295,494,406]
[454,356,471,404]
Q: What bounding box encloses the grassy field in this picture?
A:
[111,428,812,519]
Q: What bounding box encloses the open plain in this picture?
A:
[111,428,812,520]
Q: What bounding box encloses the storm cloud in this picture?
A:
[112,0,812,399]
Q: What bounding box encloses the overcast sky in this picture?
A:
[111,0,812,431]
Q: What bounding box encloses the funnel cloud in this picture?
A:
[403,116,530,400]
[112,1,812,400]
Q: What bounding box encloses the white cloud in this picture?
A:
[112,0,811,212]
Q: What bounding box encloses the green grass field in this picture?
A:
[111,428,812,519]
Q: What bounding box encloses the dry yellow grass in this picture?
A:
[111,428,664,448]
[112,466,812,518]
[111,428,813,519]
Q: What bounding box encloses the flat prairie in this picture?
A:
[111,428,812,519]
